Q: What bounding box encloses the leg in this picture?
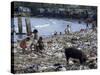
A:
[66,57,69,65]
[30,43,33,51]
[80,58,84,65]
[22,48,25,54]
[65,57,69,70]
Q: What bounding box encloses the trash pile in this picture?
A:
[12,29,97,73]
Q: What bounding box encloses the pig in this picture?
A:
[65,47,87,64]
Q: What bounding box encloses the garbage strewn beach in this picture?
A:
[12,29,97,73]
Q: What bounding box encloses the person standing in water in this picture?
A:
[65,25,71,34]
[86,23,89,30]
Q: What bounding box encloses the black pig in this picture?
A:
[65,47,87,64]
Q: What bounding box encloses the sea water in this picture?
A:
[12,17,92,41]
